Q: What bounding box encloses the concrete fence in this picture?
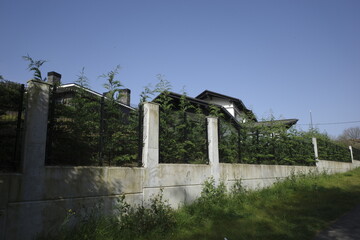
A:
[1,80,360,240]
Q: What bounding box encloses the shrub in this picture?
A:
[115,190,176,236]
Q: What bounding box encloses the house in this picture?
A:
[195,90,256,123]
[47,71,135,113]
[47,71,297,129]
[152,89,298,130]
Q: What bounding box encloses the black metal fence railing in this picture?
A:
[218,119,315,166]
[218,118,240,163]
[159,109,208,164]
[353,147,360,161]
[317,139,352,162]
[46,86,142,166]
[0,81,25,172]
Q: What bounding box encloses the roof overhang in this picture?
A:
[57,83,135,111]
[196,90,257,121]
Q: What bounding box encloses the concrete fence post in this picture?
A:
[21,80,51,200]
[312,137,319,161]
[349,146,354,163]
[142,102,160,189]
[207,117,220,185]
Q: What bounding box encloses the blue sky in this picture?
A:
[1,0,359,137]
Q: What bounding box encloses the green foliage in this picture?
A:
[76,67,90,88]
[143,76,207,164]
[175,168,360,240]
[200,177,227,202]
[38,190,176,240]
[37,168,360,240]
[0,80,24,172]
[218,118,240,163]
[48,68,140,166]
[352,147,360,161]
[22,54,47,81]
[182,177,230,224]
[115,190,176,237]
[49,87,101,165]
[101,99,140,165]
[0,80,23,115]
[317,136,352,162]
[219,116,316,165]
[140,85,154,103]
[100,65,123,99]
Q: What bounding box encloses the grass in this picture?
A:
[39,168,360,240]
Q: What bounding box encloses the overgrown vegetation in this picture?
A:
[39,167,360,240]
[22,54,47,81]
[3,58,357,167]
[219,116,316,165]
[38,190,176,240]
[47,66,141,166]
[145,75,208,164]
[0,79,25,171]
[218,113,355,165]
[317,137,352,162]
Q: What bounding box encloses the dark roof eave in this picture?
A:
[151,91,240,125]
[195,89,256,119]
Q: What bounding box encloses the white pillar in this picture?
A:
[142,102,159,169]
[142,102,160,192]
[312,137,319,161]
[349,146,354,163]
[207,117,220,185]
[21,80,51,200]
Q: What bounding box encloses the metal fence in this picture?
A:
[159,109,208,164]
[0,81,25,172]
[317,139,352,162]
[46,86,142,166]
[353,147,360,161]
[218,119,316,166]
[218,118,240,163]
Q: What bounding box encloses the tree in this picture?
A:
[339,127,360,140]
[76,67,90,88]
[99,65,123,99]
[22,54,47,81]
[338,127,360,149]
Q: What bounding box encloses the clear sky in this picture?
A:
[1,0,359,137]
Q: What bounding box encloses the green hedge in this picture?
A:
[47,89,141,166]
[157,93,208,164]
[317,138,352,162]
[219,119,315,166]
[353,147,360,161]
[0,80,24,172]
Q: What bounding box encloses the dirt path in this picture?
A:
[314,204,360,240]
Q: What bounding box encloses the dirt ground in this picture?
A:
[314,204,360,240]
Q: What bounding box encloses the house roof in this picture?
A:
[196,90,256,121]
[57,83,135,110]
[153,90,298,129]
[152,91,240,125]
